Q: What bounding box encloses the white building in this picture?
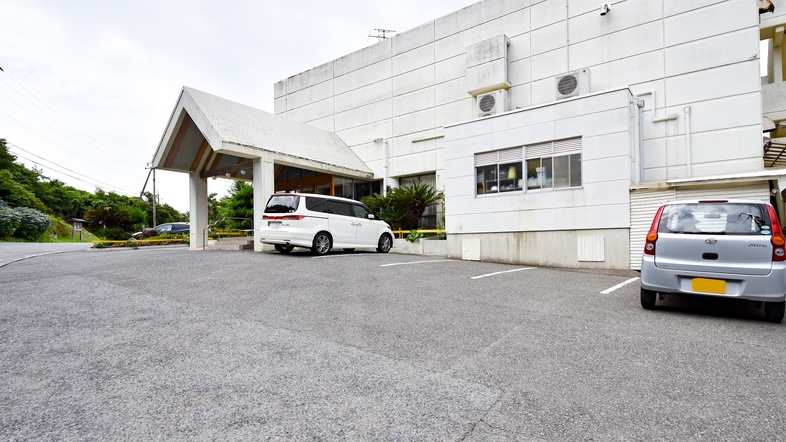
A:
[152,0,786,270]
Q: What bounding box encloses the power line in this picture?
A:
[7,142,138,196]
[0,109,139,178]
[0,67,139,163]
[0,77,139,167]
[0,86,140,171]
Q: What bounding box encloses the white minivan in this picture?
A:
[259,194,394,255]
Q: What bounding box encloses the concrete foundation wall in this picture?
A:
[446,228,631,270]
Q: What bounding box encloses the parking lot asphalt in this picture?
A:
[1,247,784,440]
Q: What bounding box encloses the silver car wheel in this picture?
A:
[377,234,392,253]
[312,232,331,255]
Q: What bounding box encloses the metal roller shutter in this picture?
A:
[675,182,770,201]
[629,188,675,270]
[628,181,770,270]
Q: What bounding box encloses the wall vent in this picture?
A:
[555,69,590,100]
[477,89,509,117]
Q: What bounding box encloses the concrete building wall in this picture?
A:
[275,0,764,187]
[442,88,636,268]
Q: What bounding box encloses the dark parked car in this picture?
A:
[132,222,190,239]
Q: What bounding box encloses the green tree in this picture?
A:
[208,192,221,225]
[0,137,188,241]
[0,169,47,211]
[37,180,93,219]
[219,181,253,230]
[84,206,132,228]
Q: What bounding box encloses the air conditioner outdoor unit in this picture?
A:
[555,69,590,100]
[477,89,509,117]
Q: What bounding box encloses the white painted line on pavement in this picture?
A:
[380,259,452,267]
[600,277,640,294]
[471,267,534,279]
[312,254,368,259]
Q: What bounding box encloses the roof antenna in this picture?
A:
[368,29,396,41]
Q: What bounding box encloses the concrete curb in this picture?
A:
[0,250,78,269]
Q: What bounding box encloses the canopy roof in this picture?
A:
[152,87,372,180]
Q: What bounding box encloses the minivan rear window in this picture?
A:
[265,195,300,213]
[657,203,769,235]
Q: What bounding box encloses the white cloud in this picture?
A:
[0,0,475,212]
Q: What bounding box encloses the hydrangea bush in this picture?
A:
[0,205,22,238]
[0,198,51,240]
[13,207,51,240]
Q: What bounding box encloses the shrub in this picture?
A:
[0,205,21,238]
[405,229,424,243]
[11,207,50,240]
[100,227,129,240]
[361,182,444,230]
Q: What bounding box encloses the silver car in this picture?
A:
[640,199,786,322]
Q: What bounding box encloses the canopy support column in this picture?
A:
[253,158,276,252]
[189,172,208,250]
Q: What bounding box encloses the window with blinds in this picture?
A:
[475,147,523,195]
[524,138,582,191]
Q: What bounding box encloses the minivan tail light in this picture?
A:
[766,205,786,262]
[643,205,666,256]
[263,215,305,221]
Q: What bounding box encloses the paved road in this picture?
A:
[0,242,92,268]
[1,247,784,440]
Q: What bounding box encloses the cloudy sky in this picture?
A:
[0,0,476,212]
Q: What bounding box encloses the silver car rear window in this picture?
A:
[657,203,770,235]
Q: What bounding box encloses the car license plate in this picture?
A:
[692,278,726,294]
[268,221,281,229]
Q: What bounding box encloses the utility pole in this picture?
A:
[152,167,157,227]
[141,163,158,228]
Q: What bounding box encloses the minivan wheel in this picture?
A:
[640,287,656,310]
[764,300,785,323]
[312,232,331,255]
[377,234,392,253]
[274,244,294,254]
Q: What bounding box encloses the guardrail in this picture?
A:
[203,217,252,250]
[92,237,188,248]
[210,230,253,238]
[391,229,446,239]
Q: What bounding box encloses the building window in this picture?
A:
[525,138,582,191]
[475,147,523,195]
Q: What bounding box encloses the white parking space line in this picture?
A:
[312,254,369,259]
[471,267,535,279]
[380,260,453,267]
[600,277,640,294]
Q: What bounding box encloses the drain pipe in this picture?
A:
[685,106,692,178]
[637,100,645,183]
[373,137,388,196]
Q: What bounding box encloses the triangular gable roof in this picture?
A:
[152,87,372,179]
